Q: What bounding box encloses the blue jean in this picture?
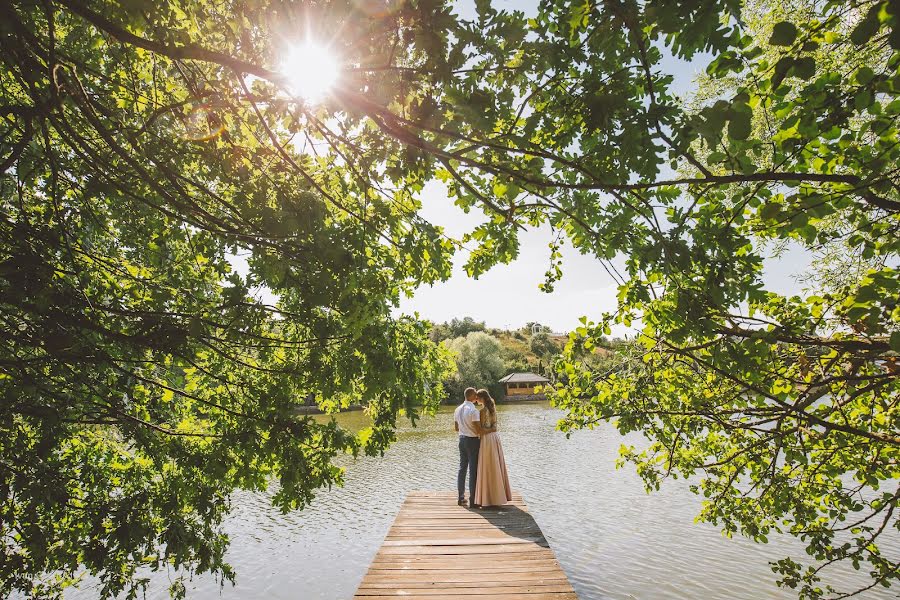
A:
[457,435,480,501]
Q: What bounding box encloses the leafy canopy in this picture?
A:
[1,0,899,598]
[0,0,454,597]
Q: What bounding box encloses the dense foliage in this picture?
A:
[528,332,560,361]
[548,2,900,597]
[443,331,506,400]
[0,1,454,597]
[432,320,571,401]
[429,316,488,342]
[2,0,898,598]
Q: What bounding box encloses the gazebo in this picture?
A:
[498,372,551,400]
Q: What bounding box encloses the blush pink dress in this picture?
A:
[474,412,512,506]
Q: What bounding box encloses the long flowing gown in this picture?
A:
[474,414,512,507]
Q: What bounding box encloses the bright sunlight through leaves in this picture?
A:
[281,42,340,103]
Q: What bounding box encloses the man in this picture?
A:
[454,387,483,507]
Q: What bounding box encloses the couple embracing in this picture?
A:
[454,387,512,508]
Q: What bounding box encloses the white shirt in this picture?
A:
[454,401,480,438]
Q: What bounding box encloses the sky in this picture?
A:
[396,182,626,333]
[394,12,812,333]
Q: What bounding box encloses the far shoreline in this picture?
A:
[293,395,550,415]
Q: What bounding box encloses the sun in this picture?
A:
[281,42,340,103]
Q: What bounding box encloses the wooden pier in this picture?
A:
[354,491,577,599]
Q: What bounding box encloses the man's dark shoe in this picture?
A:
[457,499,467,506]
[469,500,481,509]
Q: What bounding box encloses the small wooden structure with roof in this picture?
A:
[499,372,550,399]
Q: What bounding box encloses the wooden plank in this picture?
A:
[363,575,569,585]
[385,532,544,540]
[355,585,577,600]
[390,523,539,529]
[356,584,575,593]
[371,558,559,567]
[363,576,567,583]
[377,546,553,556]
[382,537,546,546]
[353,491,576,599]
[369,559,562,569]
[386,530,544,536]
[390,524,540,530]
[406,491,525,498]
[369,557,563,567]
[403,496,525,502]
[363,570,565,580]
[355,594,578,600]
[386,529,544,535]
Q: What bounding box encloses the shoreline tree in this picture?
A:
[1,0,897,598]
[444,331,506,400]
[0,1,455,597]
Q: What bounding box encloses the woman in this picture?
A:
[473,389,512,507]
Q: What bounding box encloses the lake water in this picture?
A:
[69,402,896,599]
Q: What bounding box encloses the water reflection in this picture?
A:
[69,402,895,599]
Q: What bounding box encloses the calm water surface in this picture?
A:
[70,402,896,599]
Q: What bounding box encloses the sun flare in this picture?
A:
[281,42,340,103]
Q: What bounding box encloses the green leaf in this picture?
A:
[760,202,782,220]
[855,66,875,85]
[769,22,798,46]
[890,331,900,352]
[475,0,493,19]
[728,111,752,140]
[793,57,816,80]
[855,90,873,111]
[772,56,794,87]
[850,7,881,46]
